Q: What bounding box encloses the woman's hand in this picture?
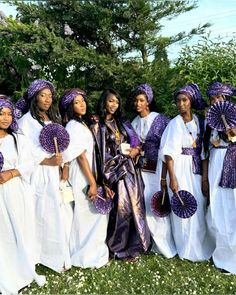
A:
[202,178,209,198]
[61,164,69,181]
[41,154,63,166]
[169,175,178,193]
[88,183,97,201]
[0,170,14,184]
[226,127,236,138]
[128,147,140,158]
[104,185,115,199]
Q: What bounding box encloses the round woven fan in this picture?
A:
[170,190,197,219]
[150,190,171,217]
[39,123,70,154]
[206,100,236,131]
[0,152,4,171]
[93,186,113,215]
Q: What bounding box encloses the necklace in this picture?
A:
[105,119,120,144]
[184,117,199,148]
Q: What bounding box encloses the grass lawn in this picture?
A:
[22,253,236,294]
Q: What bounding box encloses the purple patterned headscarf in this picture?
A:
[206,82,236,98]
[60,88,86,111]
[27,79,55,101]
[15,97,28,118]
[0,96,18,132]
[174,83,208,110]
[136,83,154,104]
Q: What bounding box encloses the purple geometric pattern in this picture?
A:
[150,190,171,217]
[39,123,70,153]
[206,100,236,131]
[93,186,113,215]
[170,190,197,219]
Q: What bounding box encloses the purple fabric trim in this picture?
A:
[122,120,140,148]
[219,142,236,189]
[0,152,4,172]
[181,116,204,175]
[182,147,202,175]
[143,114,170,159]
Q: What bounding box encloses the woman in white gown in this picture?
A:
[0,96,45,294]
[17,79,72,272]
[204,82,236,274]
[160,83,214,262]
[59,88,109,268]
[131,84,176,258]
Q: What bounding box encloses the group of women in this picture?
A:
[0,79,236,293]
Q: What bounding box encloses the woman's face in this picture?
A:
[0,107,12,130]
[73,94,86,117]
[134,94,149,113]
[105,94,119,115]
[210,94,224,105]
[176,93,192,114]
[36,88,53,111]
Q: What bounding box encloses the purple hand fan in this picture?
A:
[93,186,113,215]
[170,190,197,219]
[150,190,171,217]
[0,152,4,171]
[206,100,236,131]
[39,123,70,153]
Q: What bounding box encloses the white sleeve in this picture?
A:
[15,134,37,182]
[63,121,87,162]
[17,113,49,164]
[159,116,184,162]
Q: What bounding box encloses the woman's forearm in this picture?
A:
[77,151,96,186]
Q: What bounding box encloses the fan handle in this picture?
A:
[176,191,185,206]
[53,137,59,155]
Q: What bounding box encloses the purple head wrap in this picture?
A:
[206,82,236,98]
[174,83,208,110]
[0,96,18,132]
[15,97,28,118]
[60,88,86,111]
[136,83,154,104]
[27,79,55,101]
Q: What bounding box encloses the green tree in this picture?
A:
[0,0,210,115]
[173,35,236,102]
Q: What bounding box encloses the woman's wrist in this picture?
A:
[9,170,14,179]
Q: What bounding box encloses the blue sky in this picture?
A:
[1,0,236,61]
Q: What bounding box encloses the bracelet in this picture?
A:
[161,178,166,181]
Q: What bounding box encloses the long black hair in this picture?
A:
[97,88,123,123]
[59,88,92,127]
